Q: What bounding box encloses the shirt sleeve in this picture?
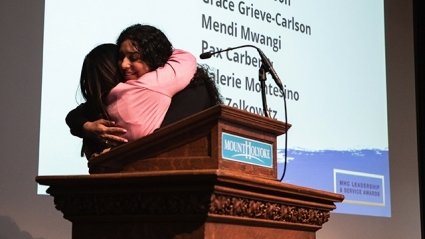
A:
[65,103,89,138]
[133,49,197,96]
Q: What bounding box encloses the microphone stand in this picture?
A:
[200,45,289,181]
[259,64,269,117]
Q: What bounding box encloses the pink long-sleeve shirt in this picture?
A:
[106,49,197,141]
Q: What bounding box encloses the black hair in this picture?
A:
[79,43,120,119]
[192,65,223,105]
[117,24,172,70]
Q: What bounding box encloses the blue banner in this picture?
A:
[221,132,273,168]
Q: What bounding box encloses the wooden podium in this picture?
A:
[36,105,343,239]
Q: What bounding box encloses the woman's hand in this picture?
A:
[82,119,128,145]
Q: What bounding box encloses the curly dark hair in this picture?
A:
[191,65,223,105]
[116,24,172,70]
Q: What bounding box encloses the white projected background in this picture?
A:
[39,0,389,217]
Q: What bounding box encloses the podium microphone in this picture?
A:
[199,51,214,59]
[199,45,284,91]
[199,45,252,59]
[201,45,289,181]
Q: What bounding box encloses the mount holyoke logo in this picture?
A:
[222,133,273,168]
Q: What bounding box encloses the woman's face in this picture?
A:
[118,39,151,81]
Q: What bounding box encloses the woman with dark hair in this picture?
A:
[114,24,222,128]
[66,43,127,157]
[66,24,222,159]
[106,24,198,141]
[116,24,173,76]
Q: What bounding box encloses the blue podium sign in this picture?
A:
[221,132,273,168]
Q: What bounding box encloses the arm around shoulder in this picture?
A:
[148,49,197,95]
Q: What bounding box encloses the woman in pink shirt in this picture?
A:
[66,24,221,158]
[106,24,197,141]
